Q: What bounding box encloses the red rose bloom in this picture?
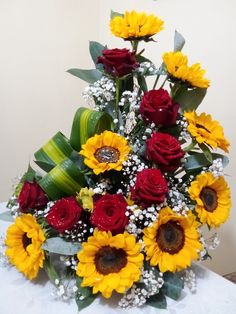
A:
[46,197,82,233]
[131,169,168,207]
[139,88,179,126]
[90,194,128,234]
[97,48,138,77]
[18,180,48,213]
[146,132,185,172]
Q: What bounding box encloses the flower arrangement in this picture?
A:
[0,9,231,311]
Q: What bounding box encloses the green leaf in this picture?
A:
[70,107,112,151]
[174,30,185,51]
[174,86,207,112]
[89,41,106,66]
[42,237,81,255]
[39,158,86,200]
[199,143,213,163]
[44,253,60,283]
[137,75,148,92]
[162,272,184,300]
[110,10,124,19]
[136,54,152,64]
[185,153,229,171]
[146,292,167,309]
[35,132,73,172]
[67,68,102,83]
[23,165,37,183]
[0,210,14,222]
[75,277,97,311]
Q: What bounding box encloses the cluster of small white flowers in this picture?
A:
[122,154,147,191]
[136,62,159,76]
[181,269,197,293]
[83,76,115,109]
[125,205,160,236]
[93,178,112,194]
[168,186,190,216]
[0,235,11,268]
[176,117,191,141]
[52,277,78,301]
[119,88,141,110]
[60,255,78,271]
[199,235,208,260]
[64,218,93,242]
[35,201,54,217]
[118,268,164,309]
[207,158,224,177]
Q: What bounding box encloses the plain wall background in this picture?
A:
[0,0,235,275]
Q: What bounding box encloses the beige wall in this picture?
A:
[0,0,235,275]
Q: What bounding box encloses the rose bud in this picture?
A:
[131,168,168,207]
[146,132,185,172]
[18,180,48,213]
[46,197,82,233]
[90,194,128,234]
[97,48,138,77]
[139,88,179,126]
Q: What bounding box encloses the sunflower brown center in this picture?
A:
[94,246,127,275]
[94,146,120,163]
[196,123,210,133]
[200,187,218,212]
[22,233,32,250]
[157,221,185,254]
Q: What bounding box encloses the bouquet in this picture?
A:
[0,10,231,311]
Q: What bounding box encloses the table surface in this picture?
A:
[1,202,236,314]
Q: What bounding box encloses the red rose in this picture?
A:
[97,48,138,77]
[18,180,48,213]
[46,197,82,233]
[146,132,185,172]
[131,169,168,207]
[139,89,179,126]
[90,194,128,234]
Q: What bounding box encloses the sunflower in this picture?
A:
[184,111,230,152]
[143,207,202,272]
[76,229,144,298]
[5,214,45,280]
[110,11,164,40]
[80,130,131,175]
[188,172,231,227]
[162,51,210,88]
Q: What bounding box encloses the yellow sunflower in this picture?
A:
[162,51,210,88]
[76,229,144,298]
[80,130,131,175]
[143,207,202,272]
[188,172,231,227]
[184,111,230,152]
[5,214,45,280]
[110,11,164,40]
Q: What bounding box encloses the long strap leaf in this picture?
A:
[70,107,112,151]
[35,132,73,172]
[39,158,86,200]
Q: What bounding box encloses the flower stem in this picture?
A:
[153,74,160,89]
[115,78,120,119]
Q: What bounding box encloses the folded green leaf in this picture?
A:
[0,210,14,222]
[35,132,73,172]
[162,272,184,300]
[42,237,81,255]
[174,30,185,52]
[70,107,112,151]
[146,291,167,309]
[39,158,86,200]
[67,68,102,83]
[199,143,213,163]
